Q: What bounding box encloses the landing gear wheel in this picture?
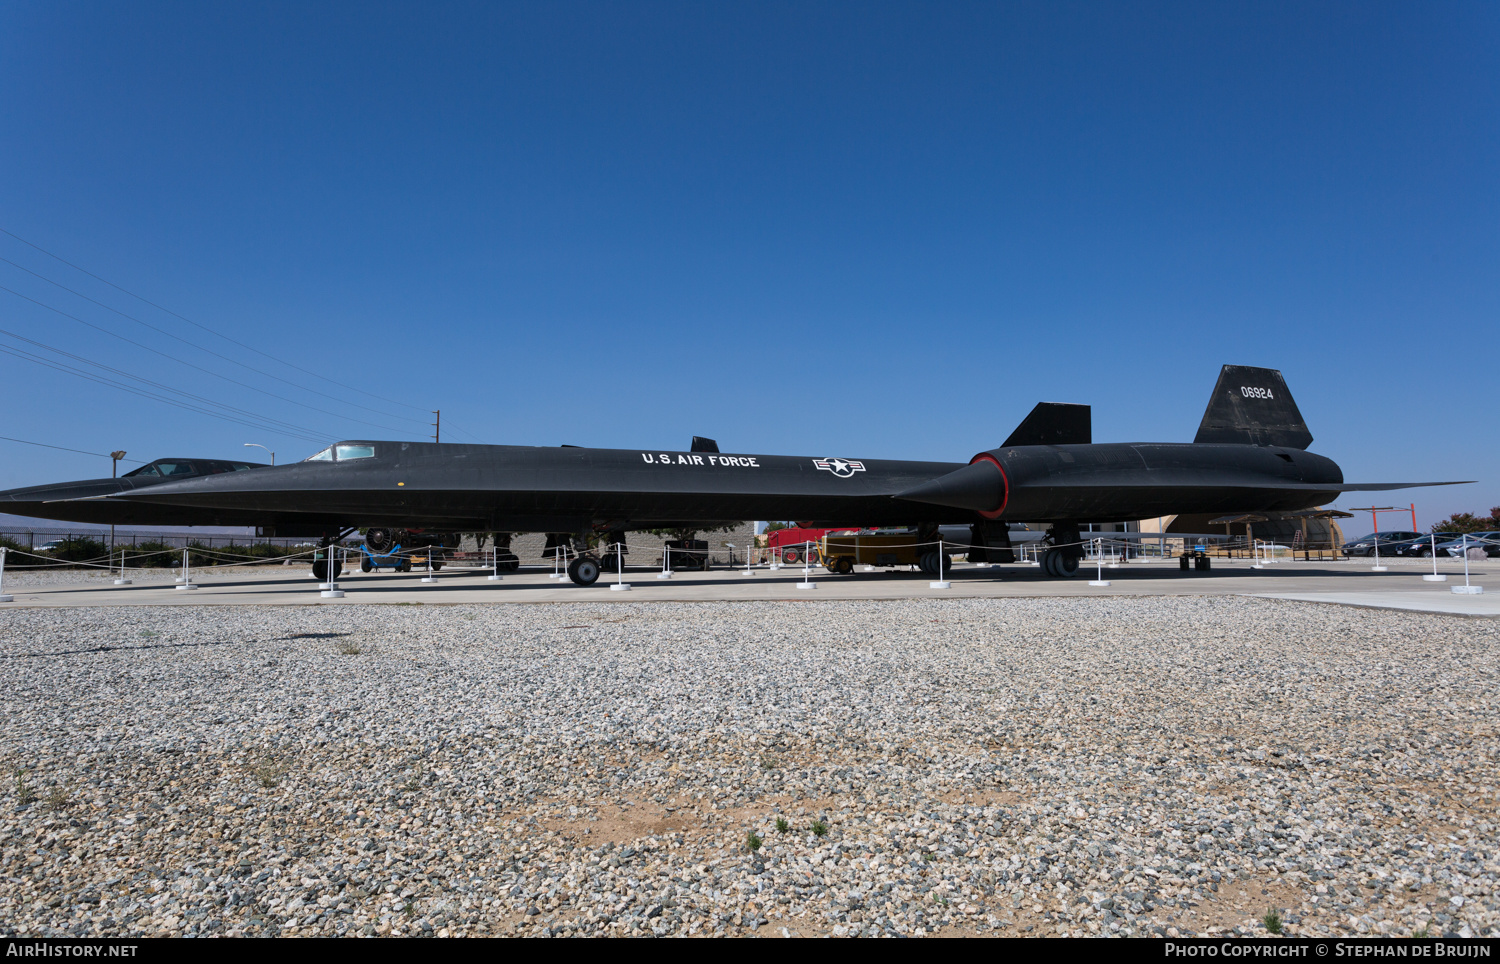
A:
[1041,549,1078,578]
[312,557,343,581]
[500,553,520,572]
[567,556,601,586]
[918,551,936,575]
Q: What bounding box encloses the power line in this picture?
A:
[0,329,329,443]
[0,255,431,427]
[0,226,434,413]
[0,284,417,440]
[0,435,145,463]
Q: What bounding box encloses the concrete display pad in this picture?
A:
[0,558,1493,617]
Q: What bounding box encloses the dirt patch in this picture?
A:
[1168,874,1308,934]
[938,788,1026,807]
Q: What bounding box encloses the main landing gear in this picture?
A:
[1180,550,1213,572]
[1038,523,1084,578]
[1040,548,1079,578]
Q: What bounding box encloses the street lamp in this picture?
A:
[244,443,275,465]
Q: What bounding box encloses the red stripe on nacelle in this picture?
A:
[968,453,1009,519]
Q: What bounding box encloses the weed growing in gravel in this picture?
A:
[759,755,779,770]
[14,769,35,806]
[775,817,790,833]
[745,831,763,852]
[247,754,289,788]
[402,766,426,792]
[337,640,362,655]
[44,784,68,810]
[1413,923,1432,938]
[811,819,829,837]
[1263,908,1283,934]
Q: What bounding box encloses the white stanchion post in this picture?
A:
[114,548,131,586]
[421,545,438,583]
[1089,538,1111,587]
[743,543,753,575]
[796,540,817,589]
[0,547,11,603]
[930,538,950,589]
[1454,534,1483,594]
[1372,534,1387,572]
[322,546,345,598]
[1423,533,1447,582]
[488,545,503,581]
[657,544,673,579]
[176,547,196,590]
[1252,539,1264,570]
[769,545,781,570]
[610,541,631,591]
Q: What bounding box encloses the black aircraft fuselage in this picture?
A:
[0,458,270,527]
[106,437,1344,534]
[1,366,1466,585]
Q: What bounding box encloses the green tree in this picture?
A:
[1433,509,1500,535]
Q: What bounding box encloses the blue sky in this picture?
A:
[1,1,1495,528]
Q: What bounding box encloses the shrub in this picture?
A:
[49,537,109,565]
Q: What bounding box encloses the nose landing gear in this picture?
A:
[567,555,601,586]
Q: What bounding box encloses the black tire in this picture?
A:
[783,548,800,565]
[312,557,343,581]
[1055,553,1079,578]
[568,556,601,586]
[501,554,520,572]
[360,555,373,573]
[1040,549,1057,577]
[1420,548,1432,557]
[836,557,854,574]
[398,558,412,573]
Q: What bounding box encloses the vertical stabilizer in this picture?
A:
[1194,366,1312,449]
[1001,403,1091,447]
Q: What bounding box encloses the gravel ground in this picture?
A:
[1,596,1497,939]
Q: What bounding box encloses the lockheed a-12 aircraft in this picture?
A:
[19,364,1447,585]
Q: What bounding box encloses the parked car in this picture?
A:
[34,540,65,552]
[1341,531,1421,557]
[1390,533,1462,557]
[1436,532,1500,558]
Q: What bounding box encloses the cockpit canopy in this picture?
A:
[123,459,262,479]
[304,443,377,463]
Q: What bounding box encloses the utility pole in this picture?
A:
[110,451,126,554]
[432,410,440,443]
